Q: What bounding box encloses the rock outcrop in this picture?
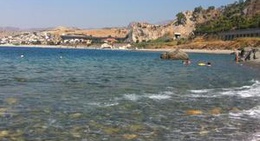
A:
[128,11,196,43]
[160,49,189,60]
[128,22,173,43]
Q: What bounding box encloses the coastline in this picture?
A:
[1,44,259,69]
[242,52,260,70]
[0,44,234,54]
[0,44,94,50]
[138,48,234,54]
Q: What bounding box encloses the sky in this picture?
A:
[0,0,239,29]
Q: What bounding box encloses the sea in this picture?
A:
[0,46,259,141]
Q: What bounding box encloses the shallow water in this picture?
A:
[0,47,259,140]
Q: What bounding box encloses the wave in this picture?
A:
[123,94,141,101]
[229,105,260,119]
[145,94,171,100]
[189,80,260,98]
[88,92,174,108]
[123,93,172,101]
[88,102,119,107]
[247,132,260,141]
[189,89,213,94]
[229,105,260,140]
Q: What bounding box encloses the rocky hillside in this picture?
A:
[195,0,260,33]
[245,0,260,17]
[128,11,196,43]
[128,6,223,43]
[129,0,260,43]
[128,22,173,43]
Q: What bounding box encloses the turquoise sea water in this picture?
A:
[0,46,259,140]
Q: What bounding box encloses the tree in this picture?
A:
[194,6,203,13]
[207,6,215,11]
[176,12,187,25]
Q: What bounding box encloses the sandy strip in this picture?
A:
[0,44,235,54]
[137,48,234,54]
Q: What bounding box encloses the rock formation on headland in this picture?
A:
[128,11,196,43]
[128,22,173,43]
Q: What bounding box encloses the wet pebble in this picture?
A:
[123,134,137,140]
[5,98,18,105]
[210,107,222,115]
[186,110,203,115]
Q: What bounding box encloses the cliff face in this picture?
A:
[171,11,196,37]
[128,9,222,43]
[129,22,173,43]
[129,11,196,43]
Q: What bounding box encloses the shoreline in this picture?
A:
[0,44,234,54]
[0,44,93,50]
[138,48,234,54]
[1,44,259,69]
[242,51,260,70]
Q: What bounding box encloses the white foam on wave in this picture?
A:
[144,90,175,100]
[229,105,260,140]
[188,80,260,98]
[190,89,213,94]
[188,89,218,98]
[146,94,171,100]
[248,132,260,141]
[123,94,140,101]
[230,106,260,119]
[88,102,119,107]
[221,80,260,98]
[161,91,175,95]
[123,93,172,101]
[122,90,175,101]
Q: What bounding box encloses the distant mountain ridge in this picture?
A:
[0,26,20,31]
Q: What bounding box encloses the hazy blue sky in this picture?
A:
[1,0,239,29]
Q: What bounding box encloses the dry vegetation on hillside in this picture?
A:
[47,26,129,38]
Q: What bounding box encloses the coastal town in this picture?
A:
[0,32,60,46]
[0,31,118,48]
[0,26,131,49]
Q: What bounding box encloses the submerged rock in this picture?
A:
[230,107,240,113]
[5,98,18,105]
[123,134,137,140]
[0,108,8,117]
[0,130,9,138]
[209,107,222,115]
[185,110,203,115]
[70,113,82,118]
[160,49,189,60]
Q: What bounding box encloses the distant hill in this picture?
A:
[0,26,20,31]
[44,26,129,38]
